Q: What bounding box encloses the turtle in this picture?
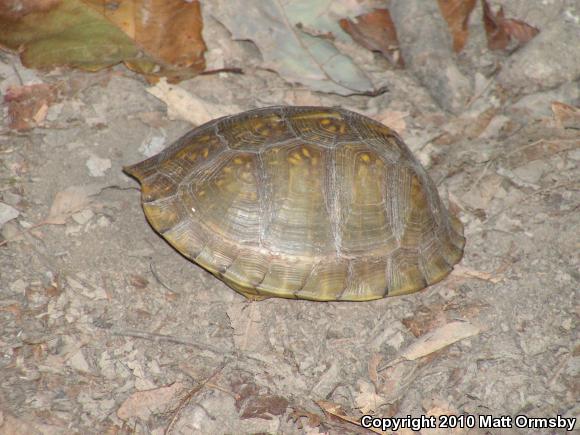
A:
[124,106,464,301]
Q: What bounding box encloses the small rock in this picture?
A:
[10,279,27,294]
[97,216,110,227]
[72,209,94,225]
[68,349,91,373]
[86,155,111,177]
[139,135,167,157]
[0,203,19,227]
[512,160,547,184]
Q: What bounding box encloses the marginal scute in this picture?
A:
[125,106,465,301]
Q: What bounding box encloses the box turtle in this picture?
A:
[124,106,464,301]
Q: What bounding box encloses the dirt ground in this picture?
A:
[1,1,579,434]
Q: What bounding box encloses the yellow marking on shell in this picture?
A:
[198,190,206,196]
[326,124,338,132]
[234,157,243,165]
[288,156,300,165]
[292,152,302,161]
[216,179,225,187]
[360,153,371,163]
[202,148,209,158]
[240,171,253,182]
[302,148,311,157]
[223,166,232,173]
[311,157,318,166]
[320,119,332,126]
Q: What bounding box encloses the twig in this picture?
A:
[150,262,179,294]
[110,329,226,355]
[165,362,228,435]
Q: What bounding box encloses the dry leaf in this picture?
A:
[289,407,322,429]
[482,0,539,50]
[423,398,466,435]
[1,0,205,81]
[461,173,504,210]
[500,18,539,44]
[117,382,185,421]
[354,380,389,414]
[213,1,373,95]
[552,101,580,130]
[374,110,408,134]
[45,185,102,225]
[400,321,481,360]
[368,353,381,387]
[147,79,241,125]
[482,1,510,50]
[89,0,206,78]
[227,303,269,353]
[317,400,388,434]
[452,265,503,284]
[339,9,404,67]
[437,0,477,52]
[240,394,289,420]
[5,84,57,131]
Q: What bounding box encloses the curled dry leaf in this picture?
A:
[552,102,580,130]
[5,84,57,131]
[147,79,242,126]
[317,400,388,434]
[354,380,389,414]
[339,9,404,67]
[437,0,477,53]
[400,321,481,361]
[117,382,186,421]
[482,0,539,50]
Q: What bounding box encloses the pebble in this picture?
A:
[0,202,19,227]
[86,155,112,177]
[72,209,94,225]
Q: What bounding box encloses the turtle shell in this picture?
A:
[124,106,464,301]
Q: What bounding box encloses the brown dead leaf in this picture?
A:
[317,400,388,434]
[423,398,466,435]
[355,380,389,414]
[482,1,510,50]
[230,376,288,420]
[90,0,206,75]
[45,184,102,225]
[552,102,580,130]
[147,79,242,125]
[1,0,205,81]
[339,9,404,67]
[482,0,539,50]
[240,395,289,420]
[289,407,322,429]
[437,0,477,52]
[500,18,540,44]
[402,307,447,338]
[368,353,381,387]
[5,84,57,131]
[117,382,185,421]
[400,321,481,361]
